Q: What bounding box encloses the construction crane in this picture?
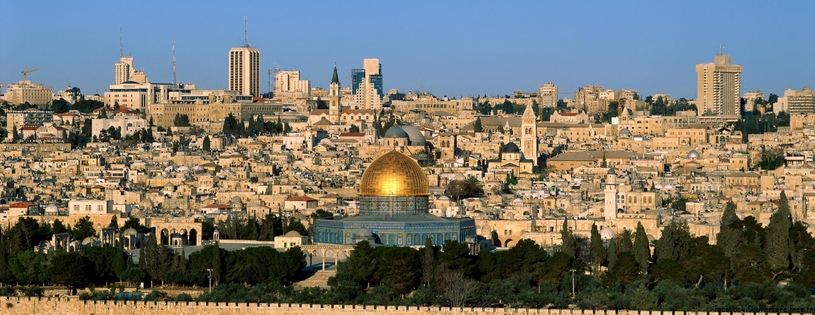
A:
[21,68,39,81]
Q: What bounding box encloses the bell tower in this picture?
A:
[604,168,618,220]
[329,65,341,123]
[521,103,538,165]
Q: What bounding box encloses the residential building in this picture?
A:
[538,82,558,111]
[113,56,148,85]
[274,70,311,95]
[696,54,742,116]
[6,109,54,129]
[69,199,113,215]
[4,80,53,105]
[228,45,261,97]
[781,87,815,114]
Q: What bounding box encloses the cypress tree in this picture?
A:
[212,241,222,284]
[202,135,211,151]
[607,238,618,270]
[560,219,576,257]
[589,224,606,268]
[716,201,741,260]
[633,221,650,273]
[765,191,792,270]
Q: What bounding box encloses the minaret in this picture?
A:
[604,168,618,220]
[329,66,341,123]
[521,103,538,166]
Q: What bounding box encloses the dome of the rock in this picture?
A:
[359,150,429,196]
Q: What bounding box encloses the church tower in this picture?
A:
[329,66,341,123]
[521,103,538,166]
[604,168,618,220]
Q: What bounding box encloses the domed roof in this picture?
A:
[619,128,631,136]
[607,167,616,175]
[384,125,409,138]
[284,230,302,237]
[359,150,429,196]
[757,195,768,202]
[600,227,615,240]
[687,150,700,159]
[400,125,426,146]
[45,204,58,213]
[502,142,520,153]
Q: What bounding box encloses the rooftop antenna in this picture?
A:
[172,39,177,84]
[244,18,249,47]
[719,44,724,55]
[267,68,273,95]
[119,26,123,57]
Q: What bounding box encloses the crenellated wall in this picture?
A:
[1,297,812,315]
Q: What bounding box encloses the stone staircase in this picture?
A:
[294,270,336,290]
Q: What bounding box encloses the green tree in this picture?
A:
[8,251,48,285]
[589,224,606,269]
[560,219,576,257]
[173,114,191,127]
[717,201,741,261]
[348,125,360,133]
[375,246,421,296]
[202,135,211,151]
[48,252,92,289]
[655,219,692,264]
[72,216,97,240]
[419,237,437,287]
[473,117,483,132]
[765,191,792,270]
[633,222,650,273]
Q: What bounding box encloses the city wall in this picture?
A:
[1,297,813,315]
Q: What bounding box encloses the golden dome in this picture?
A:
[359,150,429,196]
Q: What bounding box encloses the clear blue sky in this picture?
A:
[1,1,813,99]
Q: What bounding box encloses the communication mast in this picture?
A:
[172,39,177,84]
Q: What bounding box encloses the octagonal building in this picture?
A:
[313,150,476,246]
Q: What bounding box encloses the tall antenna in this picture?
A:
[244,18,248,47]
[172,39,177,84]
[719,44,724,55]
[119,26,123,57]
[267,68,273,95]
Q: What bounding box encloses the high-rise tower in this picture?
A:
[228,20,261,97]
[114,56,134,85]
[351,58,383,110]
[696,53,742,116]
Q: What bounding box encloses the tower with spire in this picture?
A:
[329,65,341,123]
[521,103,538,166]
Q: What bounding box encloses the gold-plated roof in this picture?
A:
[359,150,429,196]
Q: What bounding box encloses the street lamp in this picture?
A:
[570,269,576,298]
[206,268,213,294]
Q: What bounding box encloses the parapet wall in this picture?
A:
[1,297,812,315]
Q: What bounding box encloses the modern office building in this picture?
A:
[350,58,383,110]
[228,46,261,97]
[696,54,742,116]
[274,70,310,95]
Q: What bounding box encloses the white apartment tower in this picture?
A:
[114,56,134,85]
[696,54,742,116]
[228,46,261,97]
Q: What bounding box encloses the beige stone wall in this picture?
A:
[2,296,814,315]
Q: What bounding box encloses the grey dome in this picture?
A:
[384,126,408,138]
[502,142,520,153]
[400,125,426,146]
[687,150,700,159]
[619,128,631,136]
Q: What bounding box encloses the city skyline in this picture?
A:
[1,1,814,99]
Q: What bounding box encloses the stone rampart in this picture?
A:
[1,297,812,315]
